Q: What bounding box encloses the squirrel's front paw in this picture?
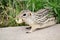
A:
[26,27,31,29]
[26,32,31,33]
[26,31,32,33]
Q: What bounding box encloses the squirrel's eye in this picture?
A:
[23,14,26,16]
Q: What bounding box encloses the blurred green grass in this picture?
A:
[0,0,60,27]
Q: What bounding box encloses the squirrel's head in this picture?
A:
[15,10,32,24]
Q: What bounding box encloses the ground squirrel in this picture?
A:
[15,8,56,33]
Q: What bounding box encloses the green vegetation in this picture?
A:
[0,0,60,27]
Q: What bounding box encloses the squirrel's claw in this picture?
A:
[26,32,31,33]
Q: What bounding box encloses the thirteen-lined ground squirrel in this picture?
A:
[15,8,56,33]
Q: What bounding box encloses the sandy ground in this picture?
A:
[0,24,60,40]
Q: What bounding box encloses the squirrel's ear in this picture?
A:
[29,13,32,16]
